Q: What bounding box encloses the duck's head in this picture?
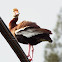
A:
[13,8,20,18]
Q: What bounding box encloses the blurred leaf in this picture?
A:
[44,8,62,62]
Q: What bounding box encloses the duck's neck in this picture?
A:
[9,17,18,30]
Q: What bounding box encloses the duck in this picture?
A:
[9,8,52,61]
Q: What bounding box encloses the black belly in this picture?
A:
[15,34,52,45]
[15,34,41,45]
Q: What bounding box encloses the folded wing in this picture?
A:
[15,26,52,38]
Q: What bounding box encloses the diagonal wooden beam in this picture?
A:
[0,17,30,62]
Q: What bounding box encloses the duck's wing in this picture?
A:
[15,26,52,38]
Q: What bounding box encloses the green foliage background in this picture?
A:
[44,9,62,62]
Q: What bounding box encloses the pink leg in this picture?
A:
[28,44,31,58]
[27,44,34,61]
[27,44,33,61]
[32,45,34,60]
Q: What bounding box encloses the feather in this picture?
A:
[15,27,41,37]
[15,26,51,38]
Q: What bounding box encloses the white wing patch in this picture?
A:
[15,27,43,38]
[15,27,28,33]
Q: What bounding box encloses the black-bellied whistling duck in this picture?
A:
[9,8,52,61]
